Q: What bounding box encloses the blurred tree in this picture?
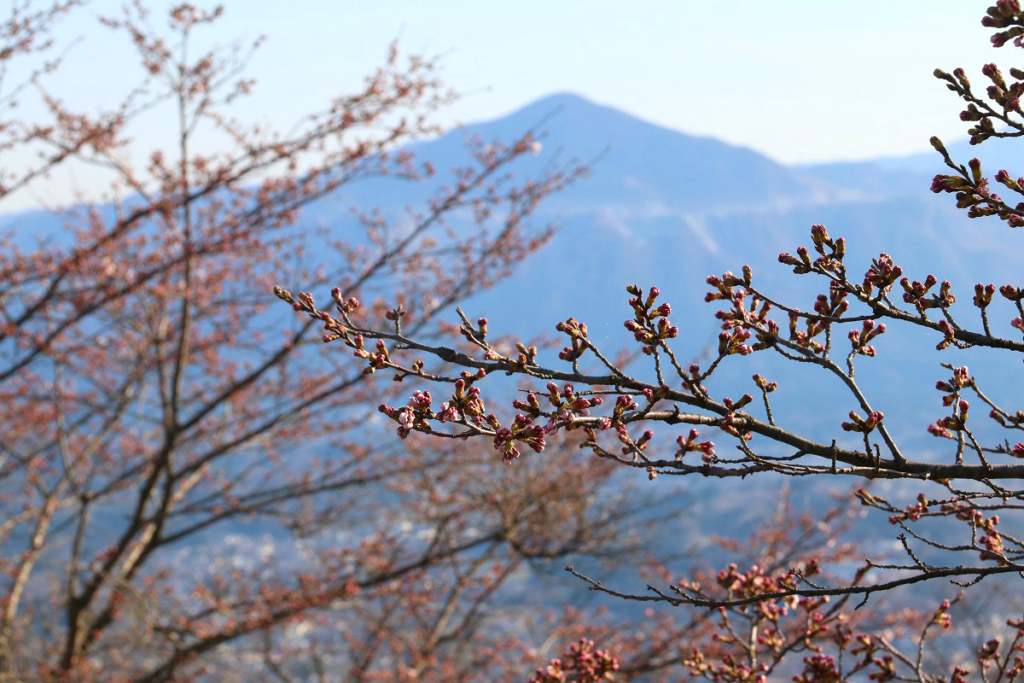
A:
[0,2,671,682]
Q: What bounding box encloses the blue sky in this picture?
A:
[9,1,1013,209]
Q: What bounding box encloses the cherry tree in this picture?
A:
[285,1,1024,680]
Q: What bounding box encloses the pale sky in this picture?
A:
[172,0,1005,162]
[7,1,1012,210]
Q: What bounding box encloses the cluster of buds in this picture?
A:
[794,654,841,683]
[930,154,1021,221]
[868,655,897,682]
[932,599,954,630]
[979,515,1006,563]
[936,64,995,139]
[777,226,846,277]
[936,366,972,406]
[623,285,678,354]
[841,410,884,434]
[994,168,1024,200]
[683,363,708,396]
[611,394,638,424]
[978,638,1004,671]
[620,428,654,456]
[527,638,620,683]
[713,394,754,442]
[354,336,390,374]
[460,368,488,383]
[722,394,753,412]
[715,290,768,328]
[439,378,486,424]
[684,650,769,683]
[815,281,850,319]
[513,382,603,429]
[714,290,778,352]
[855,488,878,505]
[982,0,1024,47]
[809,224,846,273]
[640,384,670,404]
[995,617,1024,679]
[788,313,826,355]
[718,328,753,356]
[683,555,850,683]
[778,285,848,354]
[493,413,546,463]
[848,320,886,357]
[888,493,930,524]
[556,317,590,362]
[927,34,1024,220]
[676,428,715,462]
[512,341,539,368]
[861,253,903,298]
[379,382,491,440]
[941,503,1005,563]
[936,319,958,351]
[378,390,434,439]
[1000,283,1024,302]
[330,287,360,314]
[545,382,602,414]
[847,635,883,675]
[511,391,543,418]
[459,316,488,345]
[778,247,815,276]
[752,318,780,351]
[704,268,749,302]
[952,61,1024,137]
[985,60,1024,113]
[718,413,753,442]
[294,290,316,312]
[934,400,971,433]
[973,282,997,309]
[582,418,614,443]
[991,409,1024,428]
[276,288,339,336]
[752,374,777,393]
[900,275,956,311]
[275,287,380,359]
[713,562,824,616]
[930,161,992,203]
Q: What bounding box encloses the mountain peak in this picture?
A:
[451,92,838,214]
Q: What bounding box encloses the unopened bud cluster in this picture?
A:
[623,285,678,354]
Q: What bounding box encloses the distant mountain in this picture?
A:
[447,92,861,211]
[331,92,876,217]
